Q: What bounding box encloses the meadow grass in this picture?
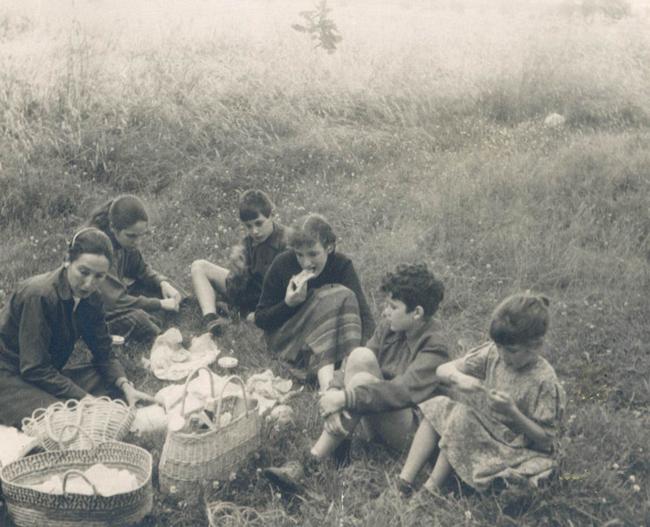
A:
[1,1,649,525]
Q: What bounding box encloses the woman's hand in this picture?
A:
[160,281,182,303]
[284,275,308,307]
[486,389,518,417]
[319,389,346,418]
[121,382,157,407]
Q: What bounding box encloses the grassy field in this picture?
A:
[1,0,650,525]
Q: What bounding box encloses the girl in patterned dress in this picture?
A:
[398,292,566,496]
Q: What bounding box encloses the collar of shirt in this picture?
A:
[268,223,286,249]
[405,317,441,352]
[250,222,285,250]
[53,266,74,301]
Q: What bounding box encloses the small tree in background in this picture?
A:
[292,0,342,54]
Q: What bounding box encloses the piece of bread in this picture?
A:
[292,270,315,289]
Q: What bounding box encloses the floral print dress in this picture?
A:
[420,342,566,491]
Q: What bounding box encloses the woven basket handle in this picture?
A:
[21,403,51,432]
[61,469,99,496]
[179,366,216,415]
[55,424,97,451]
[44,399,83,443]
[215,375,250,424]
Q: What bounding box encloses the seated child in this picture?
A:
[254,213,375,389]
[398,292,566,497]
[191,189,287,334]
[263,263,449,491]
[87,195,182,342]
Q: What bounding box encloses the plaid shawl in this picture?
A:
[265,284,362,374]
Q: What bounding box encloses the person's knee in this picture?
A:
[347,347,377,372]
[190,259,210,278]
[131,309,161,339]
[347,371,380,389]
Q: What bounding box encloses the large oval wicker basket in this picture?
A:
[158,370,261,495]
[0,429,153,527]
[21,397,135,451]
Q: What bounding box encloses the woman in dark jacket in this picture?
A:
[0,227,154,427]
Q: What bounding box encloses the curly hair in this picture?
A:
[489,292,550,346]
[380,263,444,317]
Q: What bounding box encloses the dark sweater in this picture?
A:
[254,251,375,343]
[87,226,168,314]
[0,267,126,400]
[241,222,287,293]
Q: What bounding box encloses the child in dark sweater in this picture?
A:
[255,213,374,389]
[191,190,287,335]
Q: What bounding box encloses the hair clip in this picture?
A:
[70,227,99,247]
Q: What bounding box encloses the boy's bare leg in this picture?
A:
[399,420,439,484]
[423,450,452,492]
[311,347,392,459]
[190,259,230,316]
[317,363,335,390]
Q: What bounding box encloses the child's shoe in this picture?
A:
[332,438,352,468]
[396,477,416,499]
[262,454,321,494]
[203,303,231,336]
[408,484,440,511]
[206,317,229,337]
[263,460,306,493]
[215,301,231,318]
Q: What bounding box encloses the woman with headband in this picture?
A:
[87,195,182,341]
[0,228,155,427]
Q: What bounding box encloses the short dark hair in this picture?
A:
[239,190,274,221]
[287,214,336,250]
[489,292,550,346]
[380,263,444,317]
[68,227,114,265]
[88,195,148,233]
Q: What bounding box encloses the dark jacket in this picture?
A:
[0,267,126,400]
[241,222,288,293]
[342,318,449,414]
[91,232,168,314]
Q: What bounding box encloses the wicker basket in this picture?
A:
[21,397,135,451]
[0,426,153,527]
[158,369,260,495]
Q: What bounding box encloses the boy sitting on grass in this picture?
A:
[263,263,449,491]
[191,190,287,335]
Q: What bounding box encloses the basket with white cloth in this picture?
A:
[158,369,261,495]
[0,425,153,527]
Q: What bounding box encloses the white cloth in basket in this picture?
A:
[0,425,38,467]
[28,463,139,496]
[154,369,295,420]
